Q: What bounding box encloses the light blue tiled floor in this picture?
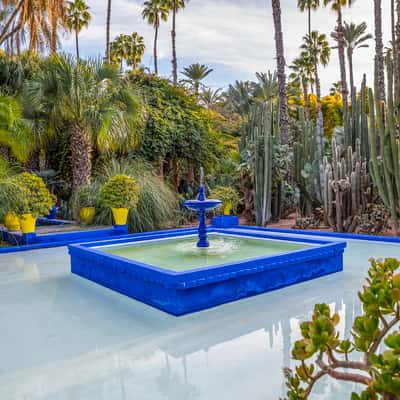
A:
[0,236,399,399]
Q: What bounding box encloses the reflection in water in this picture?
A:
[0,239,398,399]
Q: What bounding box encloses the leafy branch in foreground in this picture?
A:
[284,258,400,400]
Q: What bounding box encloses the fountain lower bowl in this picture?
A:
[69,228,346,316]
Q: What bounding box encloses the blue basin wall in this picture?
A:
[69,231,346,316]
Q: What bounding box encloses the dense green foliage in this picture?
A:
[210,186,240,213]
[12,172,54,216]
[99,174,140,209]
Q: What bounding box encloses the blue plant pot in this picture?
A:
[46,205,57,219]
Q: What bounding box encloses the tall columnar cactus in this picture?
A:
[293,108,323,215]
[343,74,369,159]
[249,101,274,226]
[323,138,371,232]
[368,53,400,234]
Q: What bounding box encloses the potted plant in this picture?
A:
[0,179,24,231]
[13,172,54,234]
[210,186,240,215]
[73,184,99,225]
[210,186,240,228]
[99,174,140,226]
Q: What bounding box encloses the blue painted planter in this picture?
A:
[211,215,239,228]
[69,229,346,316]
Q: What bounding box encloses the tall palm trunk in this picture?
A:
[153,23,159,75]
[105,0,112,63]
[374,0,386,101]
[308,6,311,37]
[75,28,80,60]
[335,3,349,111]
[347,48,355,100]
[50,16,58,54]
[171,0,178,85]
[71,121,92,189]
[271,0,289,144]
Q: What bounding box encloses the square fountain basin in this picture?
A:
[68,229,346,316]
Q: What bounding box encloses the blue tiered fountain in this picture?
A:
[183,168,221,248]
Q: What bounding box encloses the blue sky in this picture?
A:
[62,0,391,94]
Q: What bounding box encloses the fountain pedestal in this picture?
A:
[183,186,221,248]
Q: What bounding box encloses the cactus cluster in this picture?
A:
[293,108,323,215]
[368,53,400,234]
[323,138,371,232]
[249,101,274,226]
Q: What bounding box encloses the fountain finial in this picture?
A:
[198,167,205,201]
[200,166,205,187]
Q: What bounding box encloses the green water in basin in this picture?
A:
[98,234,310,272]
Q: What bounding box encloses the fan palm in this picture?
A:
[271,0,289,144]
[66,0,91,60]
[25,56,143,189]
[323,0,354,110]
[289,54,315,119]
[0,0,68,53]
[297,0,320,37]
[331,21,372,99]
[168,0,187,85]
[226,80,253,148]
[0,94,33,162]
[253,71,279,103]
[142,0,169,75]
[181,63,213,96]
[199,88,223,109]
[110,33,145,71]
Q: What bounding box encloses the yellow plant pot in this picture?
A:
[223,201,232,216]
[4,211,21,231]
[112,208,129,225]
[79,207,96,225]
[19,214,36,234]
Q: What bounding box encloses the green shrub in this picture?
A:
[94,158,178,232]
[12,172,54,216]
[210,186,240,213]
[69,182,100,220]
[99,174,140,209]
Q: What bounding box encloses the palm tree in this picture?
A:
[25,56,142,189]
[181,63,213,96]
[127,32,145,70]
[110,34,131,70]
[254,71,279,103]
[330,80,342,95]
[301,31,330,156]
[226,80,253,148]
[0,0,68,53]
[0,94,33,162]
[271,0,289,144]
[323,0,354,111]
[169,0,187,85]
[142,0,169,75]
[297,0,320,37]
[373,0,386,101]
[66,0,91,60]
[199,88,223,109]
[289,54,314,119]
[331,21,372,99]
[105,0,112,62]
[110,33,145,71]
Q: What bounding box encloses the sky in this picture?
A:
[61,0,392,95]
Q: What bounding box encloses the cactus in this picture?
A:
[249,101,274,226]
[293,108,323,215]
[368,53,400,234]
[343,75,369,159]
[323,138,371,232]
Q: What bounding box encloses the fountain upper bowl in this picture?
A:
[183,199,222,212]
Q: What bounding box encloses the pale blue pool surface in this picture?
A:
[0,232,399,399]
